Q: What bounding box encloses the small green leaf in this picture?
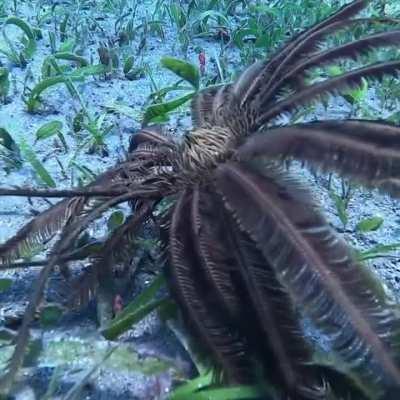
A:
[0,278,12,292]
[5,17,36,42]
[356,216,384,233]
[59,39,76,53]
[329,191,348,229]
[169,372,214,399]
[107,210,125,232]
[327,65,343,76]
[0,67,10,98]
[170,371,263,400]
[19,139,56,187]
[105,103,140,120]
[149,82,193,102]
[101,274,166,340]
[39,304,64,327]
[0,128,20,154]
[26,65,106,112]
[123,55,135,75]
[26,75,84,112]
[0,128,23,170]
[54,52,89,67]
[36,121,63,141]
[4,17,37,61]
[192,10,230,32]
[190,386,263,400]
[343,78,368,105]
[357,243,400,262]
[168,3,187,29]
[161,57,200,89]
[143,92,194,124]
[104,297,168,340]
[41,53,89,78]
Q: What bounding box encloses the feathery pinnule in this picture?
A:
[238,120,400,197]
[216,161,400,397]
[169,190,254,383]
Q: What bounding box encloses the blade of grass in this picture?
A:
[143,92,194,124]
[101,274,167,340]
[62,346,117,400]
[19,139,56,187]
[161,57,200,89]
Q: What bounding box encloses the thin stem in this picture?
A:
[0,187,126,198]
[1,260,46,269]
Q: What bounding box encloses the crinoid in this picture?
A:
[2,0,400,398]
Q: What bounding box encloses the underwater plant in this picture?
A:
[2,0,400,398]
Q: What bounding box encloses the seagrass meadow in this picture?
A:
[2,0,400,399]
